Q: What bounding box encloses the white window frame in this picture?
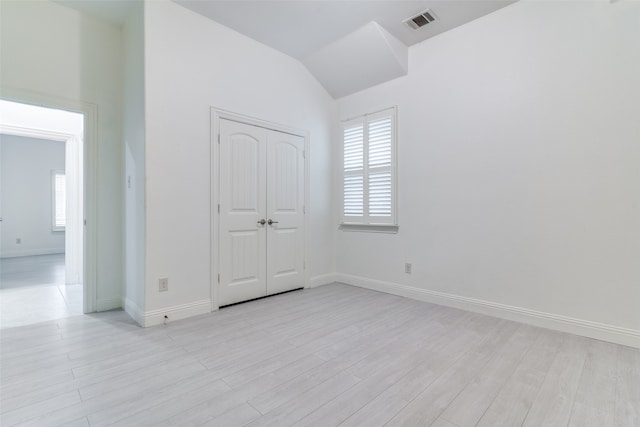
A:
[52,170,66,231]
[341,106,397,230]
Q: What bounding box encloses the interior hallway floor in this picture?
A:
[0,254,82,328]
[1,283,638,426]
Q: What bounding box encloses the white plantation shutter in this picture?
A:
[368,171,391,216]
[343,123,364,217]
[343,175,363,216]
[367,115,392,218]
[368,117,392,167]
[342,107,396,225]
[343,124,363,172]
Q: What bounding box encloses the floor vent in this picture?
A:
[404,9,437,30]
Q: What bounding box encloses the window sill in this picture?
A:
[339,223,399,234]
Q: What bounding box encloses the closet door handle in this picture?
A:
[257,219,266,226]
[267,219,278,226]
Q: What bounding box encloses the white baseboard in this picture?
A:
[309,273,337,288]
[142,299,212,327]
[123,297,145,326]
[0,248,65,258]
[336,273,640,349]
[96,297,122,312]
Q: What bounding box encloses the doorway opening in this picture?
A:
[0,99,85,327]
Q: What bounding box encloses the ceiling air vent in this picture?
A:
[404,9,437,30]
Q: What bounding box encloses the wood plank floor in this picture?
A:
[1,254,82,328]
[1,283,638,426]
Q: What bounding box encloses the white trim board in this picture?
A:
[141,299,212,327]
[123,297,144,327]
[335,273,640,349]
[96,297,122,312]
[0,248,65,258]
[309,273,337,288]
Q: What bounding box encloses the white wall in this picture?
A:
[123,2,146,321]
[0,134,65,257]
[336,0,640,345]
[1,0,123,310]
[142,0,336,323]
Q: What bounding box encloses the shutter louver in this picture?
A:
[343,125,363,171]
[344,175,364,216]
[368,171,392,216]
[367,116,392,219]
[368,117,391,168]
[343,124,364,218]
[342,107,396,226]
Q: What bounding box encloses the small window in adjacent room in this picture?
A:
[52,170,66,231]
[341,106,397,231]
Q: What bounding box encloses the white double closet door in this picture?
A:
[218,119,305,307]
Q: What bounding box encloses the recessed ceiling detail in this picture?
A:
[302,22,408,99]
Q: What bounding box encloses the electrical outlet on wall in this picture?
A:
[159,278,169,292]
[405,263,412,274]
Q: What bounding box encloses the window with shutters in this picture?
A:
[341,107,397,228]
[52,170,66,231]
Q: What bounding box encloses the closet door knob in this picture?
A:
[257,219,266,225]
[267,219,278,225]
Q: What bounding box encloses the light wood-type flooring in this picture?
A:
[1,283,638,426]
[1,254,82,328]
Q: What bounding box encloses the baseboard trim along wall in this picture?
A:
[96,297,122,312]
[123,297,145,327]
[309,273,337,288]
[141,299,212,327]
[0,248,65,258]
[335,273,640,349]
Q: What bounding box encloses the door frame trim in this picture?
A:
[1,87,98,313]
[210,108,310,311]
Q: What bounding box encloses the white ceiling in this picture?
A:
[54,0,516,98]
[174,0,515,97]
[54,0,136,26]
[174,1,516,60]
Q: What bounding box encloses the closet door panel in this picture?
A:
[218,119,267,306]
[266,130,305,295]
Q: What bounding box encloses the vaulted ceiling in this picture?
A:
[175,1,515,98]
[55,0,516,98]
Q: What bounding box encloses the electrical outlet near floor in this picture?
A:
[405,263,412,274]
[159,278,169,292]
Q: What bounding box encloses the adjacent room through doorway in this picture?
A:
[0,99,84,328]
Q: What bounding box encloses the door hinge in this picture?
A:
[218,134,220,144]
[303,149,306,159]
[218,273,220,283]
[84,219,87,226]
[218,204,220,214]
